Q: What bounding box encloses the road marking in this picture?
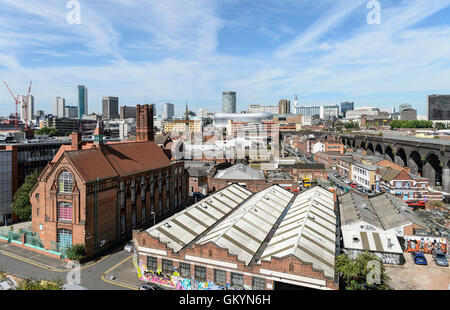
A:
[0,250,111,272]
[101,255,138,290]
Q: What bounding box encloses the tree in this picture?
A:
[11,170,40,221]
[335,251,390,290]
[434,122,446,130]
[65,244,86,261]
[35,127,58,136]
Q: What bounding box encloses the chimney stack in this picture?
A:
[70,131,82,150]
[136,104,155,142]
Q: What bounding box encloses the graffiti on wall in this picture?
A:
[133,258,242,290]
[404,236,447,254]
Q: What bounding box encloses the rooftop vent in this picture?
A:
[165,223,172,228]
[353,236,360,242]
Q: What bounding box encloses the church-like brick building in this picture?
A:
[30,104,188,258]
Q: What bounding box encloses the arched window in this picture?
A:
[58,170,74,193]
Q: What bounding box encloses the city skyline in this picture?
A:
[0,0,450,116]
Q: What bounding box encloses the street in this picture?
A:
[0,242,139,290]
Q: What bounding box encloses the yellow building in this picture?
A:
[163,120,202,133]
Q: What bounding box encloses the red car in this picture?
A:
[350,183,357,188]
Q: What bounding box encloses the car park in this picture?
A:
[412,252,428,265]
[124,241,134,253]
[432,250,449,267]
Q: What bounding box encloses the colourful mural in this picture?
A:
[133,254,248,290]
[404,236,447,254]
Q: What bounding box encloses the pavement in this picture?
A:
[385,253,450,290]
[0,241,140,290]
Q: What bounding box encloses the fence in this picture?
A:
[0,228,68,258]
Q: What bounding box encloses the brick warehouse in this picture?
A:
[132,185,338,290]
[29,104,188,258]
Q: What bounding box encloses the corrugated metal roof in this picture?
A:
[196,185,294,265]
[146,184,253,253]
[260,186,336,278]
[342,230,403,254]
[214,164,265,180]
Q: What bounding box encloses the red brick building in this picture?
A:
[30,105,188,258]
[132,185,338,290]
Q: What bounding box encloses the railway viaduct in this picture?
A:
[341,133,450,193]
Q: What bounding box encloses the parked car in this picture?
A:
[124,241,134,253]
[432,250,449,267]
[139,283,163,290]
[350,183,357,188]
[412,252,428,265]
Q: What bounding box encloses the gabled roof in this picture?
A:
[101,142,171,176]
[214,163,265,180]
[145,184,253,253]
[65,148,119,182]
[196,185,294,265]
[339,191,427,231]
[260,186,336,278]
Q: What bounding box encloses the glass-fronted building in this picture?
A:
[222,91,236,114]
[427,95,450,121]
[78,85,88,119]
[0,150,12,225]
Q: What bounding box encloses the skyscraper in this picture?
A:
[164,103,175,119]
[341,102,354,117]
[222,91,236,113]
[102,96,119,120]
[65,106,78,119]
[54,97,66,118]
[20,95,34,123]
[77,85,88,119]
[278,99,291,114]
[427,95,450,121]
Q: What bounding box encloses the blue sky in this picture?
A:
[0,0,450,117]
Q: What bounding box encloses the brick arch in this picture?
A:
[367,143,374,155]
[375,143,384,155]
[55,166,77,193]
[385,145,394,162]
[394,148,408,167]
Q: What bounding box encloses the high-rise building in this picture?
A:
[120,106,137,120]
[400,108,417,121]
[20,95,34,123]
[278,99,291,114]
[247,105,278,114]
[65,106,78,119]
[77,85,88,119]
[293,95,300,114]
[320,105,339,121]
[54,97,66,118]
[102,96,119,120]
[164,103,175,119]
[297,106,320,117]
[341,102,354,117]
[427,95,450,121]
[222,91,237,113]
[399,104,412,113]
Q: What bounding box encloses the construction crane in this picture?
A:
[3,81,20,131]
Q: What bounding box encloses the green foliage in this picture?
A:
[65,244,86,261]
[344,121,360,129]
[64,131,72,136]
[434,122,446,130]
[16,278,63,290]
[11,170,40,221]
[335,252,390,290]
[378,132,383,136]
[35,127,58,136]
[433,135,440,139]
[389,120,433,129]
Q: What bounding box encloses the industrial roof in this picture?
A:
[260,186,336,278]
[143,184,337,279]
[342,230,403,254]
[339,191,426,231]
[214,163,265,180]
[146,184,253,253]
[196,185,294,265]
